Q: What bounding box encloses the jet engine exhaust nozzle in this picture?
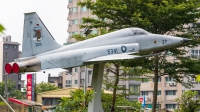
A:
[5,63,13,74]
[13,63,20,74]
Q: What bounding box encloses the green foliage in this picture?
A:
[175,90,200,112]
[78,0,200,34]
[0,101,6,106]
[10,90,22,99]
[0,24,5,33]
[101,93,141,112]
[0,80,15,97]
[196,75,200,82]
[36,81,59,93]
[56,88,94,112]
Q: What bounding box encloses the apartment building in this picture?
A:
[0,36,24,90]
[67,0,99,37]
[48,67,93,88]
[140,55,200,111]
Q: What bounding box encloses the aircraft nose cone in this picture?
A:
[182,38,192,43]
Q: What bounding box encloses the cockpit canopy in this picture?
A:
[129,28,150,35]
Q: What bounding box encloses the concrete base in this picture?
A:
[88,63,104,112]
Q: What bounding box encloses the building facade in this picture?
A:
[0,40,3,81]
[1,36,24,90]
[67,0,99,38]
[140,56,200,111]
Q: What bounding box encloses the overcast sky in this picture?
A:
[0,0,69,50]
[0,0,69,84]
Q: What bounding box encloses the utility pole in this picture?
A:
[84,28,92,106]
[5,51,8,100]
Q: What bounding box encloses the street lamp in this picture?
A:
[84,28,92,105]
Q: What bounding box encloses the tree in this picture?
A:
[0,80,15,98]
[56,88,141,112]
[175,90,200,112]
[56,88,94,112]
[0,24,5,33]
[101,93,141,112]
[36,81,59,93]
[10,90,22,99]
[77,0,200,111]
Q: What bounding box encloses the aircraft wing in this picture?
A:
[84,53,141,63]
[84,52,161,63]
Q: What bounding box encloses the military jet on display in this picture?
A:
[5,12,190,74]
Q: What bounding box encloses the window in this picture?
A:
[71,20,78,24]
[72,32,78,36]
[75,67,78,72]
[80,79,84,83]
[103,18,107,21]
[91,30,99,35]
[191,49,199,58]
[69,7,78,13]
[152,77,161,82]
[4,45,8,49]
[129,85,140,94]
[72,7,78,12]
[165,77,174,82]
[191,77,196,82]
[81,6,88,11]
[88,71,92,74]
[165,104,176,109]
[13,46,17,49]
[157,91,161,95]
[166,90,176,95]
[141,91,148,95]
[88,74,90,83]
[66,80,72,84]
[80,31,85,36]
[80,19,84,24]
[69,0,72,3]
[66,85,71,87]
[66,80,72,87]
[74,80,78,84]
[93,17,99,20]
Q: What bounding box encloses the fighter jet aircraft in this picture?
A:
[5,12,190,74]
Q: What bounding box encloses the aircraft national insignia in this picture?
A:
[33,24,43,42]
[121,46,127,53]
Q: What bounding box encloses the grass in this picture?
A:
[0,101,6,106]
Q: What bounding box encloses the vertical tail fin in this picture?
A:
[22,12,62,57]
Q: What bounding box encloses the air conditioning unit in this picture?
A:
[173,82,177,86]
[169,82,173,86]
[68,23,72,27]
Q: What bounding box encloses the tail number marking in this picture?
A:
[107,48,118,54]
[35,43,42,47]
